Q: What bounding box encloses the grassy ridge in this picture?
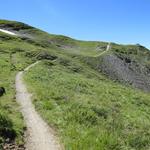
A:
[24,59,150,150]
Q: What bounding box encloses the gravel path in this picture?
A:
[95,42,111,57]
[15,61,62,150]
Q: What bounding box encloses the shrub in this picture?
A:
[0,112,16,140]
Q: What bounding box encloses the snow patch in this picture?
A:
[0,29,17,35]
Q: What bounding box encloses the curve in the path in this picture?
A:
[95,42,111,57]
[15,61,62,150]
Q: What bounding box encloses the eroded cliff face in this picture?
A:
[99,54,150,92]
[84,44,150,92]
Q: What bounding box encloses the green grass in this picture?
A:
[0,19,33,30]
[24,59,150,150]
[0,52,25,148]
[111,43,150,64]
[0,31,40,147]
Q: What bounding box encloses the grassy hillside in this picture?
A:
[24,59,150,150]
[83,43,150,91]
[0,20,150,149]
[0,29,40,148]
[0,39,25,148]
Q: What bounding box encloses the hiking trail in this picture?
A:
[15,61,62,150]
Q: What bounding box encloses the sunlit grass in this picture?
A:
[24,59,150,150]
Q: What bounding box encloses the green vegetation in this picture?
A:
[111,43,150,63]
[0,20,150,149]
[0,30,38,147]
[0,51,25,148]
[0,19,33,30]
[24,59,150,150]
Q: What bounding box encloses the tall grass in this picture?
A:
[24,59,150,150]
[0,52,25,148]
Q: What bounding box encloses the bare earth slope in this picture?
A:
[15,61,62,150]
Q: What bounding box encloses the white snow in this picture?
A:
[0,29,17,35]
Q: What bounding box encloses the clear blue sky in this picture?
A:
[1,0,150,48]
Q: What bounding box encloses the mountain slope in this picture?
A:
[0,19,150,149]
[1,19,150,92]
[84,43,150,91]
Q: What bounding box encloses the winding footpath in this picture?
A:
[95,42,111,57]
[15,61,62,150]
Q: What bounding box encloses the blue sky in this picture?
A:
[1,0,150,48]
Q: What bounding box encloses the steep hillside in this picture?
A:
[0,20,150,149]
[84,43,150,92]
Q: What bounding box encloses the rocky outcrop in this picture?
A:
[99,54,150,92]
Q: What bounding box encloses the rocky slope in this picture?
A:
[85,43,150,92]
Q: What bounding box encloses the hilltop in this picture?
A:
[0,19,150,150]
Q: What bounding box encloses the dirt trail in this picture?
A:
[95,42,111,57]
[15,61,62,150]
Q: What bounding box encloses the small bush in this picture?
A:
[36,51,57,60]
[91,106,108,119]
[58,58,70,66]
[0,112,16,140]
[66,103,98,126]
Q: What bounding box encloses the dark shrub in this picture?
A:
[0,113,16,140]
